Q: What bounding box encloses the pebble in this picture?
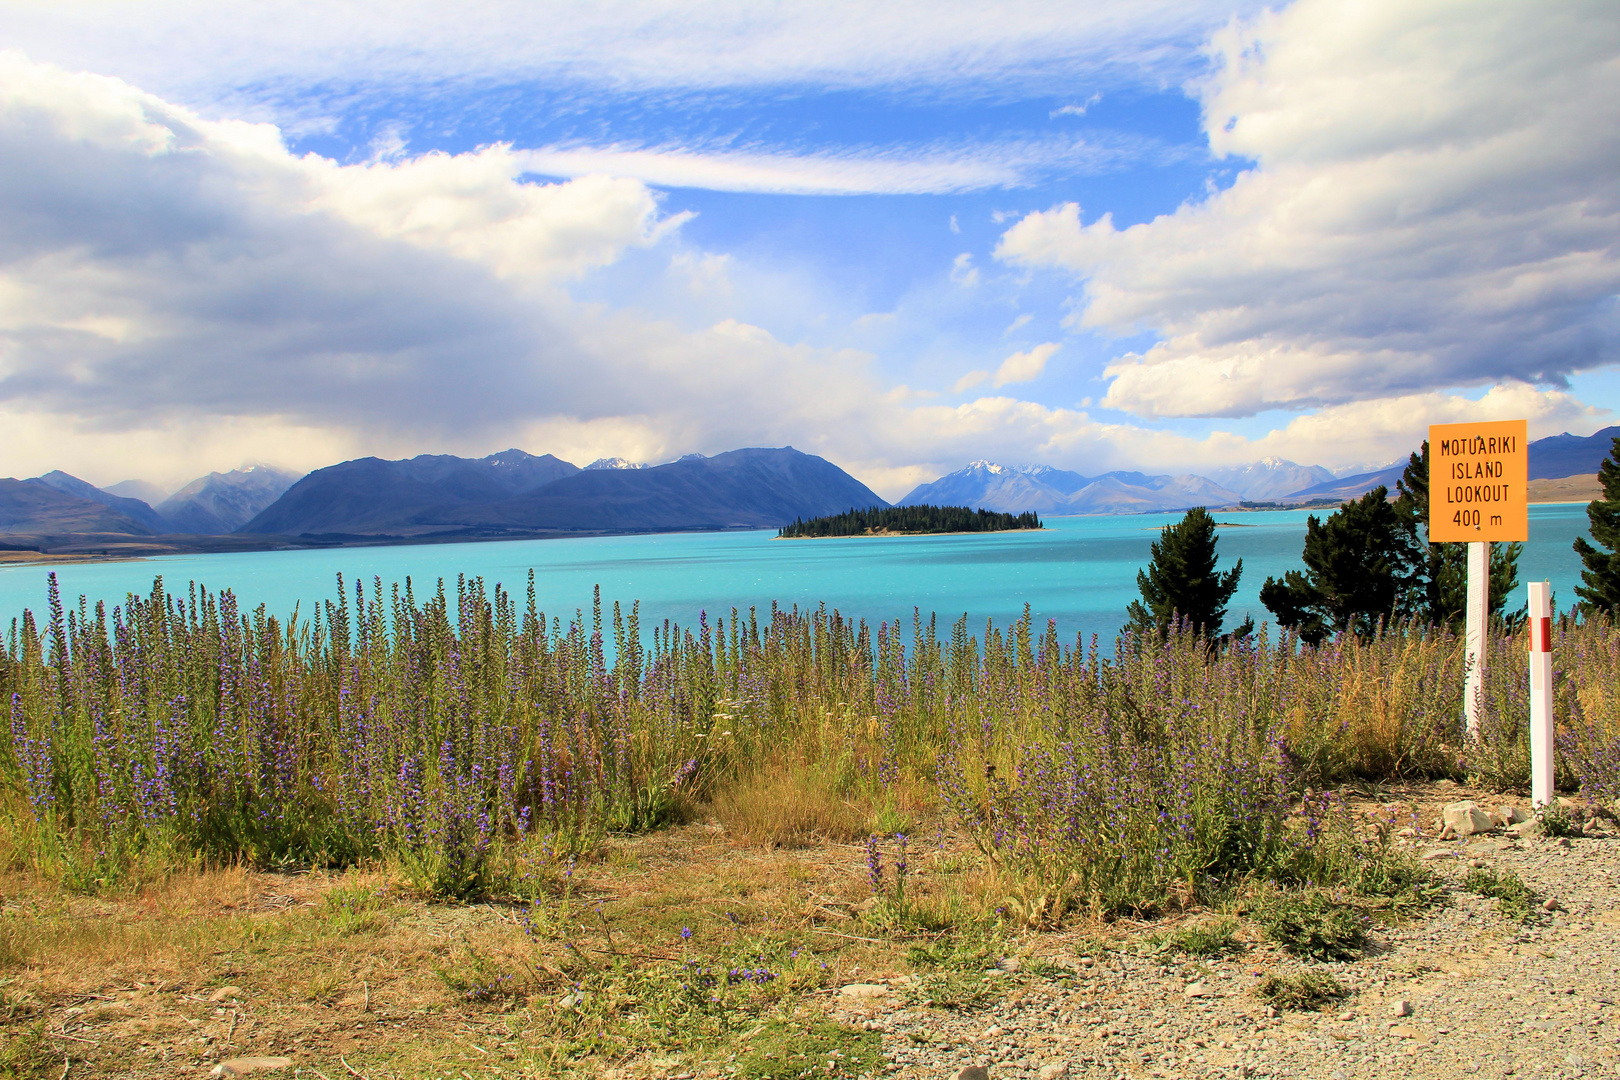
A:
[838,983,890,998]
[1038,1064,1070,1079]
[210,1059,292,1078]
[851,819,1620,1080]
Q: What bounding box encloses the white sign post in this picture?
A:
[1528,580,1554,808]
[1463,540,1490,736]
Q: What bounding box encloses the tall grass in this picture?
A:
[2,573,1616,907]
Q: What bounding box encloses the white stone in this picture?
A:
[1392,999,1414,1017]
[1184,981,1212,998]
[1442,801,1496,838]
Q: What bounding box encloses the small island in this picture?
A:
[777,504,1042,538]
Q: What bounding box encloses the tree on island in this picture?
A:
[1123,507,1251,642]
[1573,434,1620,615]
[1260,486,1424,644]
[1393,440,1522,629]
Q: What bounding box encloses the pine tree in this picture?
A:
[1259,486,1424,644]
[1573,436,1620,614]
[1393,441,1521,629]
[1123,507,1249,641]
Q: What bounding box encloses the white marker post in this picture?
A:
[1528,581,1554,809]
[1463,540,1490,736]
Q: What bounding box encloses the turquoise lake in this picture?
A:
[0,504,1596,644]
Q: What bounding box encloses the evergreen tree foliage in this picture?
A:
[1573,436,1620,614]
[1259,486,1423,644]
[778,504,1041,538]
[1123,507,1250,641]
[1393,440,1521,629]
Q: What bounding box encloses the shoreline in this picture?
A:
[773,527,1049,540]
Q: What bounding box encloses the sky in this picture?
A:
[0,0,1616,500]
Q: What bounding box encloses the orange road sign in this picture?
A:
[1427,419,1528,543]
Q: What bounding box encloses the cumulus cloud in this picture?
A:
[997,0,1620,418]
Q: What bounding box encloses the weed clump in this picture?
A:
[1153,916,1242,958]
[1256,969,1348,1010]
[1463,867,1540,923]
[1260,892,1368,961]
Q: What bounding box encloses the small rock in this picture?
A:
[1038,1065,1070,1080]
[996,956,1021,972]
[1421,848,1456,860]
[955,1069,991,1080]
[1337,1011,1356,1022]
[838,983,890,998]
[1330,1071,1350,1080]
[211,1060,292,1079]
[1507,819,1544,839]
[1541,898,1560,913]
[1468,858,1488,868]
[557,991,584,1010]
[1183,981,1212,998]
[1554,836,1573,848]
[1390,1024,1424,1040]
[207,986,243,1003]
[1392,999,1414,1018]
[1443,801,1496,838]
[1500,805,1532,824]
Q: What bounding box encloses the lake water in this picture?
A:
[0,504,1596,644]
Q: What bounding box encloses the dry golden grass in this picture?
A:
[0,815,990,1080]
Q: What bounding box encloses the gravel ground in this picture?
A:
[830,830,1620,1080]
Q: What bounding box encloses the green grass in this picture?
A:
[735,1020,884,1080]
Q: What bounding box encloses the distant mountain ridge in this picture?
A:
[159,465,302,533]
[245,446,884,538]
[27,470,172,532]
[1530,426,1620,479]
[1208,458,1336,501]
[898,461,1243,516]
[246,450,580,536]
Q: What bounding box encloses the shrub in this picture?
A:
[1257,970,1348,1010]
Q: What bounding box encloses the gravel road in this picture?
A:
[831,829,1620,1080]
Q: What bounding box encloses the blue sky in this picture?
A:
[0,0,1615,498]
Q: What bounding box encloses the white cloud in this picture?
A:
[950,253,979,287]
[992,342,1061,387]
[519,133,1180,196]
[996,0,1620,418]
[0,1,1246,120]
[953,370,989,393]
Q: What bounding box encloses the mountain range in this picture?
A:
[899,462,1245,516]
[1,425,1613,553]
[248,447,885,538]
